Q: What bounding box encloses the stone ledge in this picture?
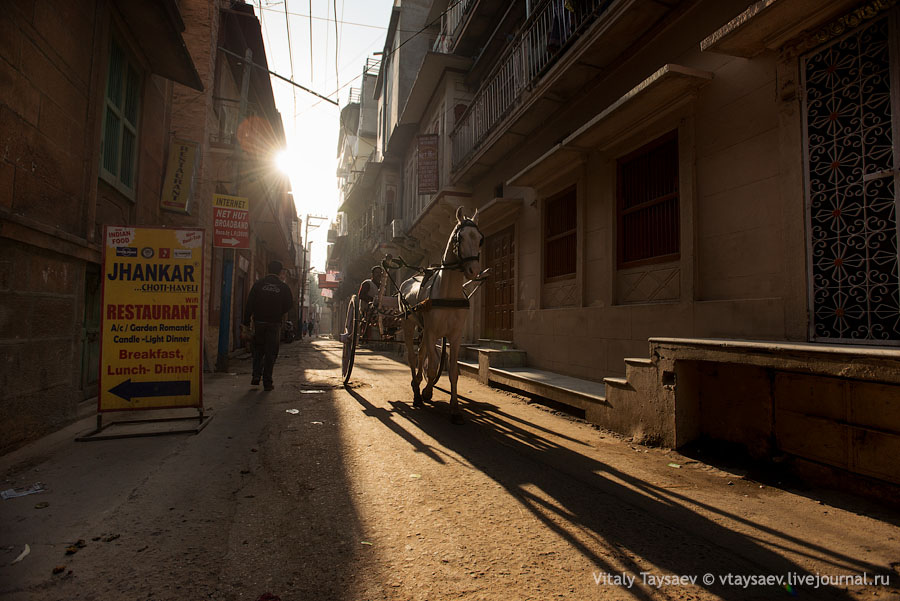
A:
[650,337,900,384]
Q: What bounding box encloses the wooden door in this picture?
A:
[483,225,515,341]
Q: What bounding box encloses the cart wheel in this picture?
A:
[342,296,359,386]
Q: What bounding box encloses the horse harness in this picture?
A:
[381,220,485,322]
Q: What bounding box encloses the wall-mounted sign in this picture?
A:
[160,140,198,213]
[213,194,250,248]
[99,226,204,412]
[417,134,439,196]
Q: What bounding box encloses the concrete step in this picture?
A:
[624,357,655,384]
[478,348,527,369]
[624,357,653,366]
[476,338,516,350]
[603,376,632,389]
[479,366,607,412]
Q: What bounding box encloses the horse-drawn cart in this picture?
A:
[340,208,487,423]
[340,257,448,385]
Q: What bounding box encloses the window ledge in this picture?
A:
[476,196,523,233]
[699,0,870,58]
[507,64,712,188]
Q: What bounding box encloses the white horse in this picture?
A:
[399,207,484,423]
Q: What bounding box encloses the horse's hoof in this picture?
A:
[413,398,424,408]
[422,388,433,402]
[450,413,465,425]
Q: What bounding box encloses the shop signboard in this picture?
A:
[99,226,204,412]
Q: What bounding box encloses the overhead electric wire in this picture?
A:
[282,0,297,121]
[257,0,273,61]
[217,45,338,105]
[309,0,314,78]
[297,0,465,114]
[334,0,340,89]
[257,6,426,33]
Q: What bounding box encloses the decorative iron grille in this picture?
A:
[803,16,900,342]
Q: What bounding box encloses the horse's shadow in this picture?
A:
[384,389,892,601]
[344,386,447,465]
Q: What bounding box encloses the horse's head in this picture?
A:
[449,206,484,281]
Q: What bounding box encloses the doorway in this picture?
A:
[483,225,515,341]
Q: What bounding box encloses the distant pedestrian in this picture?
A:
[308,320,315,338]
[242,260,293,391]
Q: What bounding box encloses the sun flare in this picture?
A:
[274,148,298,176]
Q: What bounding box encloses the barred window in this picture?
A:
[617,132,679,268]
[99,36,142,198]
[544,185,577,279]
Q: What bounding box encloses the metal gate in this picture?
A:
[802,13,900,344]
[483,225,515,341]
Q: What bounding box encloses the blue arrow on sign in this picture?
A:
[109,379,191,402]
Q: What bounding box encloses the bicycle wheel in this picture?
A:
[341,296,359,386]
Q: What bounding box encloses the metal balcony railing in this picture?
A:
[364,57,380,77]
[433,0,477,53]
[450,0,609,169]
[348,87,361,104]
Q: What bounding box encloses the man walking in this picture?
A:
[242,260,294,391]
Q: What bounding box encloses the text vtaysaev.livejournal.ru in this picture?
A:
[592,571,891,589]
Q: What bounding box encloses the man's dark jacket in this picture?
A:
[243,275,293,325]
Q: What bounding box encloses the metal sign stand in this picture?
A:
[76,409,213,442]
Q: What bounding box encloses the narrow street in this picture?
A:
[1,339,898,601]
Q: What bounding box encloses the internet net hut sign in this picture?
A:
[213,193,249,248]
[100,226,204,412]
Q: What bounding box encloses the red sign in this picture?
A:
[212,194,250,249]
[318,273,340,289]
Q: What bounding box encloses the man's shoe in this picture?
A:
[251,377,260,386]
[264,383,274,391]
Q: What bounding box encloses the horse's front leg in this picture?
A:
[448,339,464,424]
[402,318,422,405]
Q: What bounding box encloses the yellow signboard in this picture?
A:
[99,226,204,412]
[160,140,198,213]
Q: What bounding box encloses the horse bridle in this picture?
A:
[442,219,484,271]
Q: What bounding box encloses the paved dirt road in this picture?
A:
[1,339,899,600]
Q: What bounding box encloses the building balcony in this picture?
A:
[432,0,477,53]
[449,0,678,182]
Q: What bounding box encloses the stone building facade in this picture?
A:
[0,0,296,452]
[335,0,900,487]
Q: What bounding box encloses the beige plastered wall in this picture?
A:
[467,2,812,381]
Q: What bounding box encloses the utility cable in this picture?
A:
[218,46,338,105]
[334,0,340,89]
[282,0,297,123]
[296,0,464,115]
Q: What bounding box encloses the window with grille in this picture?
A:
[99,36,141,198]
[544,185,577,280]
[617,132,679,268]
